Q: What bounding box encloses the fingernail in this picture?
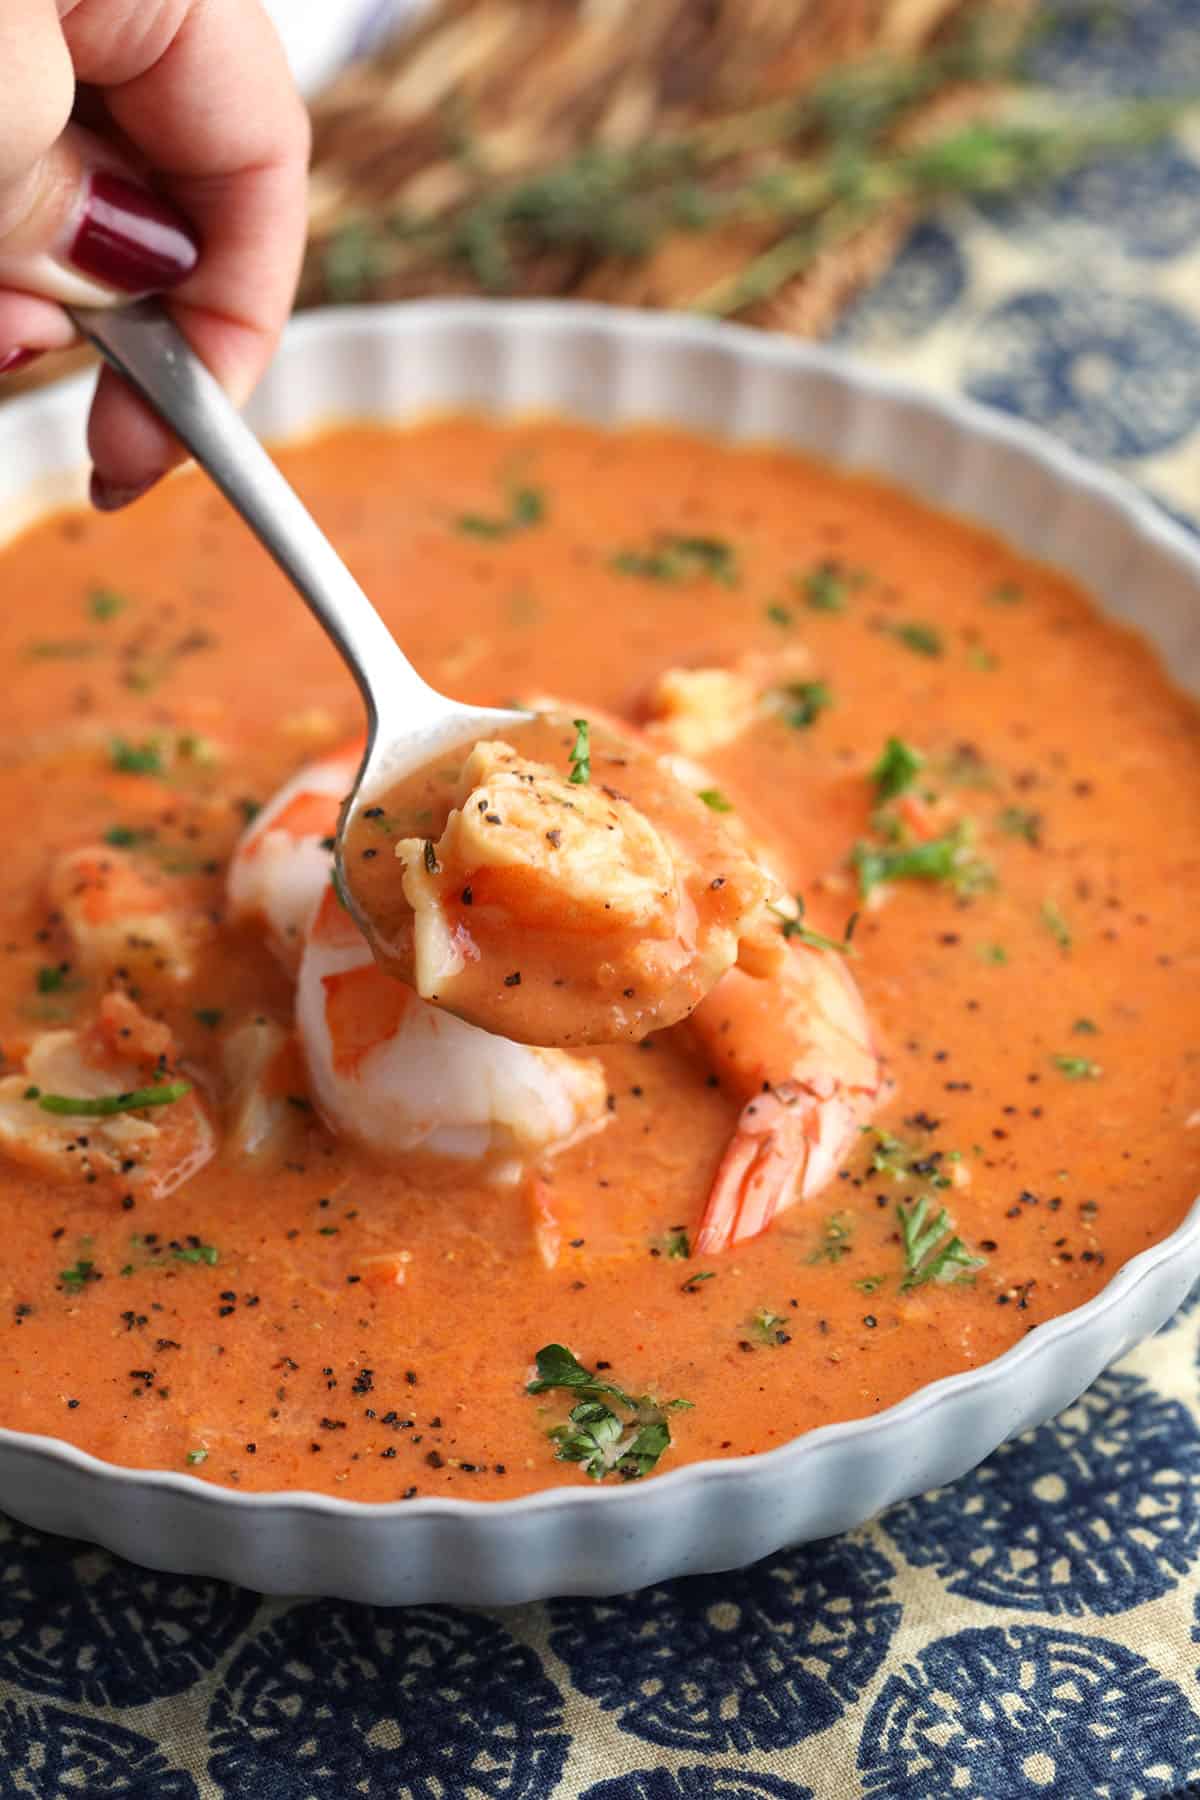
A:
[70,173,200,295]
[0,349,38,375]
[90,471,158,513]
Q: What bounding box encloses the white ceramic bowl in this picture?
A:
[1,302,1198,1605]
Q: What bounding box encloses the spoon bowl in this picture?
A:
[68,300,530,938]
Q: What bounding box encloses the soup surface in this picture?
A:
[0,416,1196,1501]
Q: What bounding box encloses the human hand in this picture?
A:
[0,0,310,508]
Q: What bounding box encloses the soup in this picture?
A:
[0,416,1195,1501]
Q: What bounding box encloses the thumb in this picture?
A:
[0,122,200,312]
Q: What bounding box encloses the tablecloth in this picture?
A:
[3,4,1200,1797]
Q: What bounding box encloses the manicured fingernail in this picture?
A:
[90,471,158,513]
[0,349,38,375]
[70,173,200,295]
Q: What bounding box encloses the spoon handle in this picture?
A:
[69,300,425,733]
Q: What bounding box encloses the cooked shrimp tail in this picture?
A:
[689,943,882,1253]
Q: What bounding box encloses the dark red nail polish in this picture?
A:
[0,349,38,375]
[90,471,158,513]
[70,173,200,295]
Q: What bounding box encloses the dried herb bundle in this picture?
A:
[303,0,1193,330]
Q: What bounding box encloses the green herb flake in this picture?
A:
[977,943,1009,965]
[1041,899,1072,952]
[967,646,999,671]
[808,1210,855,1263]
[1051,1054,1102,1080]
[680,1269,716,1292]
[799,560,858,613]
[855,1274,886,1294]
[987,581,1023,605]
[897,1195,984,1291]
[776,895,853,956]
[185,1448,209,1467]
[749,1306,790,1345]
[765,602,793,627]
[611,534,738,587]
[889,620,943,657]
[26,639,98,661]
[35,1081,191,1118]
[1072,1017,1099,1035]
[59,1259,100,1292]
[871,736,924,802]
[527,1343,690,1482]
[697,788,733,813]
[853,823,992,899]
[173,1243,219,1266]
[455,482,547,541]
[568,718,591,786]
[779,679,832,730]
[109,737,164,777]
[35,966,67,994]
[663,1228,691,1260]
[103,825,152,849]
[88,587,129,622]
[996,805,1042,844]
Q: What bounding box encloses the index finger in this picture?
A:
[64,0,311,500]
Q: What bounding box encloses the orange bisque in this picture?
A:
[0,414,1195,1502]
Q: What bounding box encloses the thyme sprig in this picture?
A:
[314,0,1193,323]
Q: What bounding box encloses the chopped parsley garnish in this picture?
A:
[680,1269,716,1292]
[35,966,67,994]
[996,806,1042,844]
[888,621,943,657]
[765,602,793,627]
[526,1343,691,1482]
[568,718,591,786]
[173,1242,219,1265]
[26,639,97,660]
[853,823,991,899]
[967,646,999,672]
[749,1307,789,1345]
[455,483,546,539]
[109,737,164,777]
[800,560,859,612]
[88,587,128,621]
[663,1227,691,1259]
[1041,899,1072,951]
[988,580,1023,605]
[59,1259,100,1292]
[611,534,738,587]
[779,679,832,730]
[185,1448,209,1466]
[855,1274,885,1295]
[897,1196,983,1291]
[697,788,733,812]
[1051,1054,1102,1080]
[776,895,854,956]
[977,943,1008,965]
[1072,1017,1099,1035]
[807,1210,855,1263]
[34,1081,191,1117]
[103,825,152,849]
[871,736,924,802]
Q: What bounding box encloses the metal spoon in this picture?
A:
[69,299,529,920]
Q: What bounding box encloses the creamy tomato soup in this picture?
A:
[0,416,1196,1501]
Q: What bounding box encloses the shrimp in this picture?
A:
[688,941,883,1255]
[227,744,609,1166]
[227,737,363,972]
[49,845,203,984]
[297,885,607,1161]
[0,991,214,1199]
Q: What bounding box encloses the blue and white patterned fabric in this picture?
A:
[3,4,1200,1795]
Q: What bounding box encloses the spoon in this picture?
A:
[69,299,530,923]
